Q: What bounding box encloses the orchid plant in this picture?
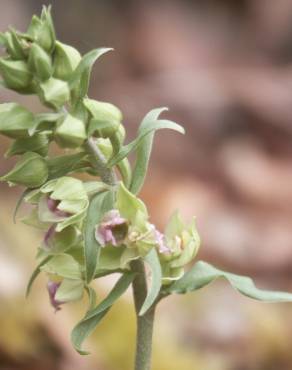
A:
[1,6,292,370]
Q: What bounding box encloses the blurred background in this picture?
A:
[1,0,292,369]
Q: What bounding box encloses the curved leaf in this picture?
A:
[26,255,52,297]
[108,114,184,167]
[139,248,162,316]
[69,48,113,99]
[84,190,114,283]
[13,188,31,223]
[167,261,292,302]
[71,272,135,354]
[130,107,167,195]
[47,152,87,179]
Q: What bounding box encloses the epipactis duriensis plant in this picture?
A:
[1,6,292,370]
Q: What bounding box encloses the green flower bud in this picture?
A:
[38,77,70,109]
[84,98,122,138]
[1,152,48,188]
[0,103,35,138]
[5,132,50,157]
[53,41,81,80]
[28,43,53,80]
[3,30,26,60]
[0,59,32,90]
[55,114,86,148]
[32,6,56,53]
[27,15,42,39]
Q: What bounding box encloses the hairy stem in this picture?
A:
[85,137,116,185]
[131,260,155,370]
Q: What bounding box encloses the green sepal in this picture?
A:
[1,152,48,188]
[3,30,26,60]
[116,182,148,223]
[28,43,53,81]
[55,114,86,148]
[53,40,81,80]
[55,278,84,303]
[84,98,122,138]
[38,77,70,109]
[5,133,50,157]
[0,103,35,138]
[43,226,79,253]
[40,253,83,280]
[34,6,56,53]
[0,59,32,90]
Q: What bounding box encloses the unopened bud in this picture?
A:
[0,103,35,138]
[35,6,55,53]
[55,114,86,148]
[1,152,48,188]
[0,59,32,90]
[5,132,50,157]
[53,41,81,80]
[28,43,53,80]
[38,77,70,109]
[84,98,122,138]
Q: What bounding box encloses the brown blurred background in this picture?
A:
[1,0,292,369]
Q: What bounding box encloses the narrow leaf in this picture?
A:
[108,116,185,167]
[84,190,114,283]
[71,272,135,354]
[13,188,31,223]
[26,256,52,297]
[69,48,113,99]
[47,152,87,179]
[139,248,162,316]
[167,261,292,302]
[130,107,167,194]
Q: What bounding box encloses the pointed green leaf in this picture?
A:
[139,248,162,315]
[69,48,113,99]
[84,190,115,283]
[71,272,135,354]
[130,107,167,194]
[108,113,185,167]
[26,255,52,297]
[167,261,292,302]
[13,188,31,223]
[47,152,88,179]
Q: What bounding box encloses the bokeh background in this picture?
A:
[1,0,292,369]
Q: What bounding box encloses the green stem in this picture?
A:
[131,260,155,370]
[85,137,116,185]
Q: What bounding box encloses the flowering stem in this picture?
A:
[85,137,116,185]
[131,259,155,370]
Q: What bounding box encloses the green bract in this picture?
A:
[2,6,292,364]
